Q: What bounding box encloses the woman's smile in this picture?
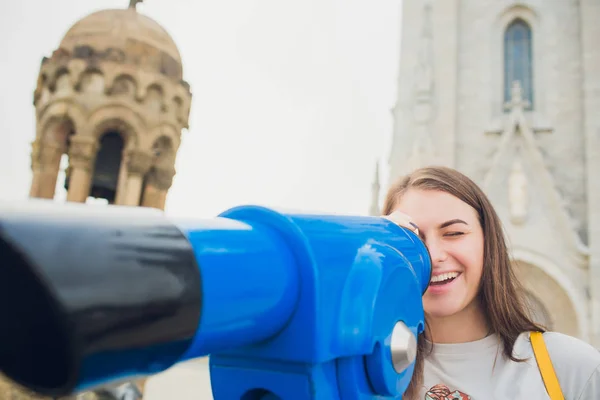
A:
[427,271,462,294]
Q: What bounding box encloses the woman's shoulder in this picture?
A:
[514,331,600,365]
[514,331,600,397]
[540,331,600,366]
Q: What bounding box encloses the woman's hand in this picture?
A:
[382,210,420,236]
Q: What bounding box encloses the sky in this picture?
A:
[0,0,403,219]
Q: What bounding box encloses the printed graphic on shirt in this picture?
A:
[425,384,471,400]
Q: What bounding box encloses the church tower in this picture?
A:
[380,0,600,346]
[0,2,193,399]
[29,1,191,210]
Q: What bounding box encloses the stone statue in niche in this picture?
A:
[509,158,528,224]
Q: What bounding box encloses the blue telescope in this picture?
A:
[0,200,431,399]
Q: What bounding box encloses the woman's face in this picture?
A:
[394,189,485,319]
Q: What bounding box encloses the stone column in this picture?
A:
[123,150,153,206]
[66,136,98,203]
[141,166,175,210]
[29,139,64,199]
[114,149,130,205]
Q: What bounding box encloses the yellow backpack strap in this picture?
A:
[530,331,565,400]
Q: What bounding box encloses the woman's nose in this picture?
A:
[425,238,448,264]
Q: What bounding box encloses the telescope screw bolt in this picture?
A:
[390,321,417,374]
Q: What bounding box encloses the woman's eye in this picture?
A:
[445,232,464,237]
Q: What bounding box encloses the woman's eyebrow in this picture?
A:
[439,219,468,229]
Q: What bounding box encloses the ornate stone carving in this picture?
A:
[509,157,528,224]
[148,166,176,191]
[30,139,63,170]
[126,150,153,176]
[40,42,183,84]
[68,136,98,171]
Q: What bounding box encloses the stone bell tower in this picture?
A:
[0,2,192,399]
[29,1,192,209]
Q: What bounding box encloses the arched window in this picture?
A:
[504,19,533,110]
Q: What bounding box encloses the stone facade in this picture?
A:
[1,3,192,400]
[375,0,600,346]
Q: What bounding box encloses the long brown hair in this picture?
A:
[382,166,545,399]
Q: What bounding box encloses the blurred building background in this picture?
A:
[1,0,599,399]
[370,0,600,350]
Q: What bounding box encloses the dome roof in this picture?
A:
[58,8,183,79]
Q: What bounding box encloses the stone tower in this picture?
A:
[29,2,191,209]
[373,0,600,346]
[0,2,192,399]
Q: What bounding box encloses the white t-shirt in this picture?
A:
[419,331,600,399]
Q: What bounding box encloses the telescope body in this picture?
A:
[0,200,431,399]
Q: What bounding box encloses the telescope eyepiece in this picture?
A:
[0,232,74,394]
[0,202,203,397]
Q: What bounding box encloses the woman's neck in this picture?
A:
[426,301,490,344]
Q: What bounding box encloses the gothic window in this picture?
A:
[504,19,533,110]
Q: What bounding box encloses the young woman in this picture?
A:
[382,166,599,399]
